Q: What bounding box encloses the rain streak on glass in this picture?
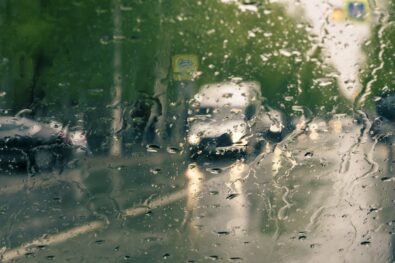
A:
[0,0,394,262]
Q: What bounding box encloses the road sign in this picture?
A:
[172,54,198,81]
[345,0,370,22]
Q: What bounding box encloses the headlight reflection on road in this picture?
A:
[183,163,205,234]
[184,160,252,261]
[228,160,248,192]
[185,163,204,211]
[227,161,250,237]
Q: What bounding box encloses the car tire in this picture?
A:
[245,137,264,157]
[33,148,56,171]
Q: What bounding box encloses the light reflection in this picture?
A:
[331,7,346,22]
[282,115,393,262]
[184,160,252,260]
[183,163,204,234]
[227,160,250,237]
[185,163,204,212]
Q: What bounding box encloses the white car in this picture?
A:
[186,81,289,157]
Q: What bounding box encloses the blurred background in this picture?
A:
[0,1,394,262]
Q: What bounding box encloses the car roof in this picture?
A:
[194,81,261,108]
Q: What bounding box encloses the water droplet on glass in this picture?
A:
[100,35,112,45]
[36,245,47,250]
[360,240,371,246]
[206,255,220,261]
[298,232,307,240]
[260,54,269,62]
[207,167,222,174]
[304,152,313,158]
[279,49,292,57]
[150,168,161,175]
[120,5,133,11]
[166,147,179,154]
[229,257,243,261]
[315,78,334,87]
[263,9,271,15]
[226,193,239,200]
[216,231,230,235]
[263,32,272,37]
[381,177,393,182]
[310,243,321,249]
[146,144,160,153]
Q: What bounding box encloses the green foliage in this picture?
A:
[163,0,344,114]
[1,0,161,114]
[1,0,376,116]
[361,1,395,110]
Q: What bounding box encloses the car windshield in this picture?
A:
[1,1,394,262]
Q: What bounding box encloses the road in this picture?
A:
[0,114,394,262]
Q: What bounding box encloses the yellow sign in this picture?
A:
[331,7,345,22]
[172,54,198,81]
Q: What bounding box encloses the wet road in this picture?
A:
[0,115,394,262]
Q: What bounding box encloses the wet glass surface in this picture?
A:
[0,0,394,262]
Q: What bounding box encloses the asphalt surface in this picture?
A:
[0,115,394,262]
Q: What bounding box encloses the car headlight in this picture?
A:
[230,131,245,143]
[188,134,201,145]
[269,123,283,133]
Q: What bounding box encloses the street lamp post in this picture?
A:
[110,0,123,157]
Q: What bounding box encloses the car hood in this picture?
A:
[188,119,248,140]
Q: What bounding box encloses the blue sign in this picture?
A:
[347,1,367,20]
[178,59,193,68]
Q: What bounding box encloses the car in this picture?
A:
[370,92,395,142]
[186,81,290,157]
[0,116,88,172]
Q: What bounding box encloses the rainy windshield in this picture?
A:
[0,0,394,262]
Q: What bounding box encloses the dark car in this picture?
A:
[370,92,395,141]
[0,116,85,172]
